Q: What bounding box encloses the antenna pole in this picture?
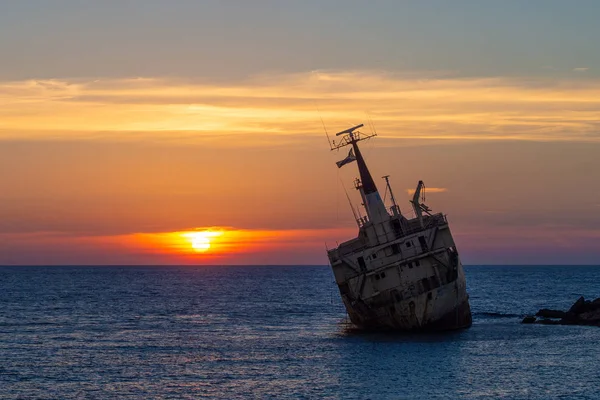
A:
[367,111,377,136]
[340,178,360,227]
[383,175,401,216]
[332,123,388,223]
[316,105,333,150]
[344,186,360,227]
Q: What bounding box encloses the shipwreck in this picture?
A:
[327,124,472,331]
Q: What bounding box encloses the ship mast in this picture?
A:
[383,175,401,217]
[332,124,389,223]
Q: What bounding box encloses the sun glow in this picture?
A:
[182,231,224,253]
[126,227,355,263]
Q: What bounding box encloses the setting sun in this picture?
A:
[182,231,223,253]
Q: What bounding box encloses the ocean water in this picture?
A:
[1,266,599,400]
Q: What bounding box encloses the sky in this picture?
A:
[1,1,599,265]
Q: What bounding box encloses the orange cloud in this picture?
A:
[2,71,600,144]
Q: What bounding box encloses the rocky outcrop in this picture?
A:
[522,297,600,327]
[521,315,536,324]
[536,309,567,319]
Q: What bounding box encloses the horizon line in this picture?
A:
[1,264,599,267]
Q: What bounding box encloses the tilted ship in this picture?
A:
[327,124,472,331]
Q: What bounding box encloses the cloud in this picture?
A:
[573,67,589,72]
[406,187,448,195]
[1,71,600,145]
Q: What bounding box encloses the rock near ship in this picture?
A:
[522,296,600,327]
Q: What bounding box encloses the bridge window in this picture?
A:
[421,278,431,292]
[357,257,366,272]
[418,236,428,252]
[391,219,402,237]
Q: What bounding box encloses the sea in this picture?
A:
[1,265,599,400]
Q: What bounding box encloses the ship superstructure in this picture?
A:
[327,124,472,331]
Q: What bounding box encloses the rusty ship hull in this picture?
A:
[326,124,471,332]
[328,214,471,331]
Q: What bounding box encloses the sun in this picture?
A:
[182,231,223,253]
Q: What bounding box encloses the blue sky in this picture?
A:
[1,0,598,80]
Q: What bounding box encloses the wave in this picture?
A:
[475,312,522,319]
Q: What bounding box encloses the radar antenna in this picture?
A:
[331,123,376,151]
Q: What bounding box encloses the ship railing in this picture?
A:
[400,213,447,236]
[337,238,366,256]
[356,216,369,228]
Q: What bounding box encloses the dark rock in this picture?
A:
[522,315,536,324]
[563,312,578,322]
[569,296,586,314]
[535,309,566,319]
[581,299,600,313]
[579,309,600,325]
[526,296,600,327]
